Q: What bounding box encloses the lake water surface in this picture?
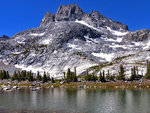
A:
[0,88,150,113]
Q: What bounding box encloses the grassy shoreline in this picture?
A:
[1,81,150,89]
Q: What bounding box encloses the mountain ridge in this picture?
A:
[40,4,128,31]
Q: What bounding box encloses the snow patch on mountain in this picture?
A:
[30,33,45,36]
[92,52,114,62]
[143,41,150,49]
[17,41,25,44]
[132,41,150,50]
[109,44,127,49]
[15,64,44,74]
[103,37,123,43]
[75,20,102,32]
[106,27,128,36]
[41,39,52,45]
[67,43,82,50]
[84,36,99,43]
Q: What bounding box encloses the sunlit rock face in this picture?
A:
[0,4,150,78]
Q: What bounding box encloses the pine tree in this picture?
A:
[85,69,90,81]
[102,70,106,82]
[130,66,136,81]
[36,71,42,81]
[12,71,19,80]
[63,72,66,80]
[73,67,78,82]
[85,74,92,81]
[145,60,150,79]
[2,70,7,79]
[106,70,111,80]
[99,71,103,82]
[42,71,47,83]
[21,70,27,80]
[51,77,55,83]
[67,68,71,82]
[118,65,125,80]
[0,70,2,79]
[6,71,10,79]
[74,67,76,77]
[0,70,8,80]
[27,71,33,81]
[17,70,21,80]
[99,70,106,82]
[110,74,115,81]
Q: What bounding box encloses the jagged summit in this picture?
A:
[40,4,128,31]
[41,12,55,26]
[40,4,84,26]
[55,4,84,21]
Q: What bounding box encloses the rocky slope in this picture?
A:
[0,35,9,41]
[0,4,150,78]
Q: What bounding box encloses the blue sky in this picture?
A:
[0,0,150,37]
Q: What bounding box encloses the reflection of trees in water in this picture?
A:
[65,88,78,109]
[1,88,150,113]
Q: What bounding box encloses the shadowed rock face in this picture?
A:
[124,29,150,42]
[0,4,150,77]
[86,11,128,31]
[40,12,55,26]
[55,4,85,21]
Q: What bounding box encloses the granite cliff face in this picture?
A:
[0,4,150,78]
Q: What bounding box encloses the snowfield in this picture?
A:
[92,53,114,62]
[75,20,102,32]
[30,33,45,36]
[106,27,128,36]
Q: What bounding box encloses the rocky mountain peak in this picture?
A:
[40,12,55,26]
[124,29,150,42]
[56,4,83,14]
[40,4,128,31]
[0,35,9,41]
[55,4,84,21]
[88,11,106,20]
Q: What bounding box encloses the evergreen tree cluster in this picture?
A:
[12,70,34,81]
[130,66,141,81]
[117,65,125,80]
[85,70,116,82]
[85,73,98,82]
[0,70,10,80]
[0,70,54,83]
[42,71,51,83]
[66,68,78,82]
[99,71,106,82]
[85,70,105,82]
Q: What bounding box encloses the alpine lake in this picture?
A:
[0,87,150,113]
